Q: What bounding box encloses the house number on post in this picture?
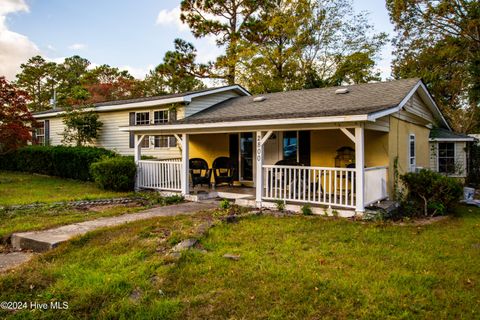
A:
[256,132,262,161]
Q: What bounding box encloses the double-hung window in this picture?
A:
[438,142,455,174]
[135,112,150,125]
[153,110,169,124]
[154,135,177,148]
[408,134,416,172]
[140,135,150,148]
[35,121,45,145]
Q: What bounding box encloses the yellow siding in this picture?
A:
[388,116,430,194]
[189,133,230,167]
[310,129,388,168]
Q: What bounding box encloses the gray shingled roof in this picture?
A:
[175,78,421,124]
[430,128,476,141]
[32,85,248,116]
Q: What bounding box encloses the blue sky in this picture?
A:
[0,0,395,81]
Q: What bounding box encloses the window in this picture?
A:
[283,131,298,161]
[36,121,45,145]
[154,135,176,148]
[153,110,169,124]
[408,134,416,172]
[135,112,150,125]
[141,135,150,148]
[438,142,455,174]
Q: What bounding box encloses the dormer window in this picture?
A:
[154,110,169,124]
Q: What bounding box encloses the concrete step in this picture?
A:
[11,201,216,253]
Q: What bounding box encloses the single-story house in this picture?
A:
[33,78,464,215]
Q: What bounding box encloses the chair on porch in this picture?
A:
[189,158,212,188]
[212,156,235,187]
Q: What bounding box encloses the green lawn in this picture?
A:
[1,206,479,319]
[0,171,131,206]
[0,205,146,240]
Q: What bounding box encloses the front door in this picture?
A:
[240,133,253,181]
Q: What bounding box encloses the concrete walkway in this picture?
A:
[9,201,217,254]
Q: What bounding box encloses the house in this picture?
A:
[429,128,476,178]
[33,78,457,215]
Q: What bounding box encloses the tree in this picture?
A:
[237,0,386,93]
[15,55,57,112]
[387,0,480,133]
[62,106,103,146]
[143,39,206,95]
[180,0,262,84]
[0,77,36,154]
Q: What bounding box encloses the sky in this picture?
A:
[0,0,395,82]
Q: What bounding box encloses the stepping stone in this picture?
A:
[11,202,216,253]
[171,239,197,252]
[0,252,35,273]
[223,253,241,260]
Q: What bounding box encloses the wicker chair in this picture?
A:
[212,156,235,187]
[189,158,211,188]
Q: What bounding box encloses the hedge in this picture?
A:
[90,157,136,191]
[0,145,116,181]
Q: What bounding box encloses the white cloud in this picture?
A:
[155,6,189,32]
[120,64,153,79]
[68,43,87,50]
[0,0,40,80]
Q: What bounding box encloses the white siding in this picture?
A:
[49,117,66,146]
[429,141,467,177]
[184,91,240,117]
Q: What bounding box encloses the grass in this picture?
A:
[0,171,131,206]
[0,204,146,240]
[0,207,479,319]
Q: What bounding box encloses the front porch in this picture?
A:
[132,125,390,215]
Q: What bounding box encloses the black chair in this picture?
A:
[189,158,211,188]
[212,156,235,187]
[274,159,303,166]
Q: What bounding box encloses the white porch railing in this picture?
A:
[364,166,388,206]
[137,160,182,191]
[262,165,357,209]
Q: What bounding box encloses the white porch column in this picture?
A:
[134,134,142,163]
[355,126,365,213]
[255,131,264,208]
[181,133,190,196]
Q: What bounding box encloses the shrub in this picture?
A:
[301,204,313,216]
[219,199,231,210]
[275,200,285,212]
[90,157,136,191]
[0,145,116,181]
[400,169,463,217]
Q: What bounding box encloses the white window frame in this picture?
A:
[36,120,46,145]
[154,135,177,149]
[153,110,169,124]
[437,142,456,174]
[408,133,416,172]
[135,111,150,125]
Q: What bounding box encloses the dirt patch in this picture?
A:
[395,215,449,226]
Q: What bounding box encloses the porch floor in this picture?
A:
[189,185,255,200]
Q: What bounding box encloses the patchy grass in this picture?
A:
[0,171,131,206]
[0,204,145,240]
[1,206,479,319]
[0,213,212,319]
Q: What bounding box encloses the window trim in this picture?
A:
[135,111,150,125]
[153,135,177,149]
[36,120,46,145]
[408,133,416,172]
[437,141,456,174]
[153,109,169,125]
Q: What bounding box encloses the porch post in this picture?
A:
[134,134,142,163]
[355,126,365,213]
[181,133,190,196]
[255,131,264,208]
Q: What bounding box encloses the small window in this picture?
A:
[153,110,169,124]
[283,131,298,161]
[408,134,416,172]
[135,112,150,125]
[141,135,150,148]
[36,121,45,145]
[438,142,455,174]
[154,135,177,148]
